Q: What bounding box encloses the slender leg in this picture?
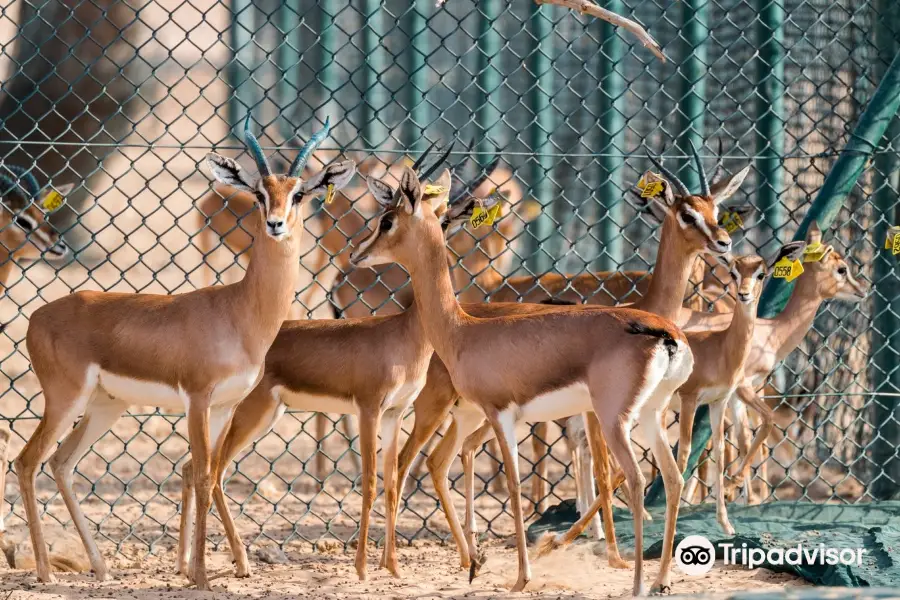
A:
[212,393,285,578]
[48,391,126,581]
[177,458,195,576]
[407,418,447,486]
[693,447,709,503]
[584,413,629,567]
[425,405,484,570]
[378,408,404,577]
[642,406,684,595]
[676,393,699,474]
[187,392,214,591]
[531,421,549,515]
[339,415,363,475]
[354,406,380,581]
[460,421,494,580]
[14,378,96,583]
[709,399,735,535]
[486,408,531,592]
[726,385,775,505]
[314,413,328,486]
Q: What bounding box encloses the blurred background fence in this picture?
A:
[0,0,899,555]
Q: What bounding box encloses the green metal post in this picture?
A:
[755,0,786,251]
[276,0,303,140]
[228,0,257,136]
[475,2,502,165]
[759,48,900,317]
[403,0,430,149]
[675,0,708,192]
[525,2,556,274]
[871,0,900,501]
[593,0,625,272]
[319,5,339,120]
[362,0,387,150]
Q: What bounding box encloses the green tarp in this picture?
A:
[527,501,900,588]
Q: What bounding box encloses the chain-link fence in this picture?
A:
[0,0,899,556]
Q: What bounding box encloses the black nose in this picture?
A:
[716,239,731,249]
[267,219,285,230]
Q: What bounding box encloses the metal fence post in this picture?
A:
[755,0,786,250]
[228,0,258,135]
[676,0,708,191]
[362,0,387,149]
[475,2,502,165]
[403,0,431,148]
[276,0,303,140]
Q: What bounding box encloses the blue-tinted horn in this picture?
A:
[689,140,711,197]
[289,116,331,177]
[243,114,272,177]
[3,165,40,198]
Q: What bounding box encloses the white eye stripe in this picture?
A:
[681,206,713,239]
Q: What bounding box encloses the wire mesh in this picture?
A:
[0,0,897,555]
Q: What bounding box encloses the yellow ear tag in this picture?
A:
[636,171,665,199]
[470,203,502,229]
[41,190,64,212]
[886,227,900,255]
[422,184,448,195]
[323,183,335,205]
[802,241,827,263]
[772,256,804,282]
[720,211,744,233]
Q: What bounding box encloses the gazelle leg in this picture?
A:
[676,393,699,475]
[531,421,549,515]
[710,400,735,535]
[187,392,215,591]
[14,372,97,583]
[584,413,629,567]
[425,405,484,570]
[0,425,9,533]
[486,438,504,493]
[48,391,126,581]
[486,407,530,592]
[354,406,380,581]
[314,413,328,485]
[461,422,494,579]
[212,393,285,578]
[177,458,195,576]
[379,408,404,577]
[340,415,362,475]
[642,406,684,595]
[726,385,774,504]
[407,418,447,486]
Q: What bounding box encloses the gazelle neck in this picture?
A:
[0,246,14,291]
[640,218,700,321]
[770,273,823,362]
[404,219,469,362]
[233,209,302,343]
[725,300,757,361]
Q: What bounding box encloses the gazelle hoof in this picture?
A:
[650,583,672,595]
[468,548,487,583]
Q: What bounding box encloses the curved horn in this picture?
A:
[648,153,690,197]
[710,138,725,185]
[411,140,438,173]
[289,116,331,177]
[3,165,40,198]
[243,114,272,177]
[419,143,453,180]
[0,173,27,206]
[689,140,711,197]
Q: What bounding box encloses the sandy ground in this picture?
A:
[0,538,807,600]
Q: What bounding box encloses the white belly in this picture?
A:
[98,366,261,411]
[273,386,357,415]
[381,377,426,413]
[518,383,592,423]
[696,386,734,407]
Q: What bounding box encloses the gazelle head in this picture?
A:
[639,142,749,257]
[793,222,868,302]
[723,254,768,305]
[350,162,453,268]
[206,116,356,241]
[0,166,73,260]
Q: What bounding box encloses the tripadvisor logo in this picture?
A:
[675,535,867,575]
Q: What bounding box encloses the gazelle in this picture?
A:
[402,144,744,572]
[0,166,73,288]
[351,164,694,595]
[14,118,355,589]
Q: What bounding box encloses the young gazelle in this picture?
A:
[14,118,355,589]
[404,144,743,572]
[0,166,73,287]
[351,165,694,595]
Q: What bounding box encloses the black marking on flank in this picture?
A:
[626,321,679,358]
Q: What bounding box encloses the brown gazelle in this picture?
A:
[401,143,745,573]
[0,166,73,288]
[351,165,694,595]
[14,117,355,589]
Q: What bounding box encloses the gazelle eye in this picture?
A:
[15,216,35,232]
[757,272,765,280]
[680,212,696,226]
[837,266,847,275]
[254,192,264,204]
[380,216,393,232]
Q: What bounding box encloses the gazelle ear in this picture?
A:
[720,203,756,228]
[710,165,751,204]
[300,160,357,199]
[422,168,452,212]
[399,166,421,215]
[366,176,396,208]
[52,183,75,197]
[769,240,806,268]
[807,220,823,245]
[207,153,256,192]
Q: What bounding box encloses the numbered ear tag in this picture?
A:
[422,184,448,195]
[41,190,65,212]
[323,183,335,205]
[720,211,743,233]
[886,226,900,255]
[802,241,828,263]
[470,203,502,229]
[772,256,804,282]
[636,171,665,199]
